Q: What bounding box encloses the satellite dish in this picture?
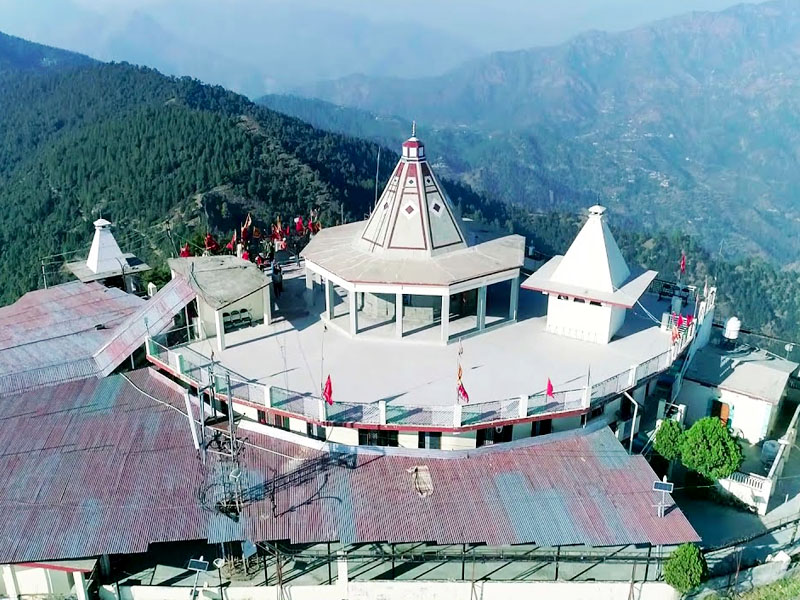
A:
[495,426,504,434]
[785,343,794,352]
[213,558,225,569]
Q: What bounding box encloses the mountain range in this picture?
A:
[4,28,800,352]
[0,0,480,96]
[287,0,800,263]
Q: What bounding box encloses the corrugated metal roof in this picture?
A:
[93,277,195,376]
[0,282,144,395]
[0,370,698,563]
[0,279,195,395]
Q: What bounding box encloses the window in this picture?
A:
[418,431,442,449]
[476,425,512,447]
[257,410,267,425]
[272,414,290,431]
[307,423,326,440]
[590,301,602,307]
[359,429,398,447]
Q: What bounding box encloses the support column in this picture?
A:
[349,288,358,336]
[304,269,314,309]
[509,276,520,321]
[1,565,19,600]
[441,293,450,343]
[325,279,334,320]
[214,309,226,353]
[263,284,273,325]
[336,550,349,591]
[477,285,487,331]
[395,292,403,338]
[74,571,89,600]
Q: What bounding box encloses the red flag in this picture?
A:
[677,314,684,328]
[686,314,694,326]
[546,378,554,399]
[179,243,191,257]
[204,233,220,252]
[680,253,686,275]
[241,213,252,241]
[242,250,250,261]
[457,382,470,404]
[284,225,290,237]
[322,375,333,406]
[295,216,304,233]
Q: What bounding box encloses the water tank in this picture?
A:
[761,440,780,466]
[723,316,741,341]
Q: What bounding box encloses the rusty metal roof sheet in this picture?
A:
[0,370,698,563]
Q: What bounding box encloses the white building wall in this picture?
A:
[326,427,359,446]
[197,290,266,341]
[101,580,680,600]
[545,296,614,344]
[6,566,72,597]
[678,380,776,444]
[398,432,419,449]
[441,430,476,450]
[608,306,627,341]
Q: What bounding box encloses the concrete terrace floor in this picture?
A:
[184,263,675,407]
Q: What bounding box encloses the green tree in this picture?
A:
[654,419,684,461]
[681,417,743,480]
[664,543,707,594]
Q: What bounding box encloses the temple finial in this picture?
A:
[411,120,416,137]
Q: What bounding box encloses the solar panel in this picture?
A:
[187,559,209,572]
[652,481,674,493]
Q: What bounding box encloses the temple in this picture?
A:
[0,131,730,599]
[302,132,524,343]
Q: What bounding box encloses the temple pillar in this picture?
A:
[477,285,487,330]
[441,293,450,343]
[349,288,358,335]
[304,269,314,309]
[509,276,520,321]
[325,278,334,320]
[214,308,226,352]
[1,565,19,600]
[395,292,403,338]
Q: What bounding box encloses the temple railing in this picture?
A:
[145,333,687,431]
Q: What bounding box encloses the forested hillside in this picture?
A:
[0,35,494,303]
[3,32,800,356]
[293,0,800,262]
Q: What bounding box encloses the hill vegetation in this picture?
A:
[3,32,800,358]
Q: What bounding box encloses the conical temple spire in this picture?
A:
[551,205,631,293]
[358,132,466,257]
[86,218,126,274]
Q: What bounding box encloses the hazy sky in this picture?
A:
[66,0,756,51]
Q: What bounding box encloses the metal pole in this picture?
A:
[262,550,269,587]
[555,546,560,580]
[461,544,466,580]
[217,565,223,599]
[644,544,651,581]
[41,260,48,289]
[327,542,332,584]
[226,375,236,462]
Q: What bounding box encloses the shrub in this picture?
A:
[664,543,707,593]
[681,417,743,480]
[654,419,684,461]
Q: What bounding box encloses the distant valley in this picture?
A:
[286,0,800,263]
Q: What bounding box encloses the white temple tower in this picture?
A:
[522,205,657,344]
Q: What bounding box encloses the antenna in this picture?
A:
[411,120,416,137]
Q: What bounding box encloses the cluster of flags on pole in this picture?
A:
[456,340,469,404]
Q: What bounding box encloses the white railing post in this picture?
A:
[379,400,387,425]
[518,395,528,418]
[175,352,185,376]
[453,404,462,428]
[628,364,637,387]
[582,384,591,408]
[264,384,272,409]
